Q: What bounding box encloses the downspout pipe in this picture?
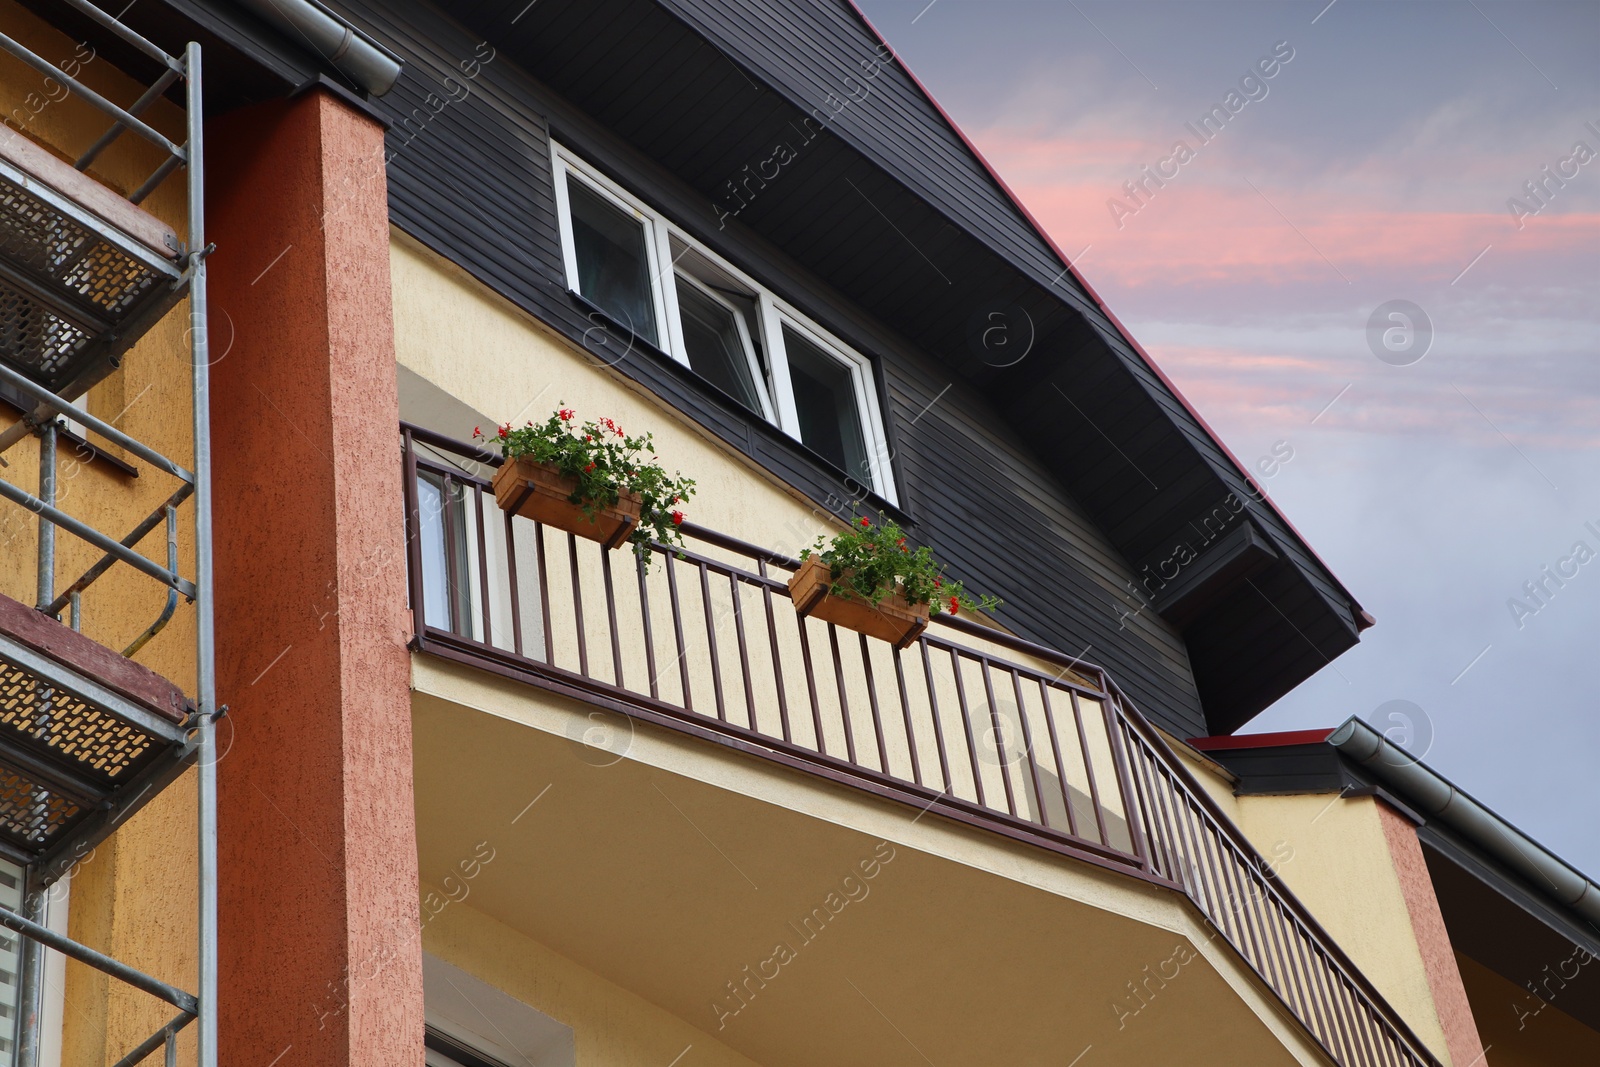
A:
[1330,716,1600,929]
[232,0,401,96]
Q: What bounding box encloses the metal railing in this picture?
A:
[401,424,1439,1067]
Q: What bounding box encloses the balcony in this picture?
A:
[402,424,1438,1067]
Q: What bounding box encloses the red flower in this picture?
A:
[934,577,942,588]
[859,517,870,527]
[585,435,592,442]
[948,596,960,615]
[671,510,684,526]
[472,426,482,439]
[559,408,574,421]
[584,463,595,472]
[498,424,509,439]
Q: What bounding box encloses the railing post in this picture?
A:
[1102,693,1155,874]
[440,474,463,636]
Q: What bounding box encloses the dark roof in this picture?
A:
[92,0,1370,733]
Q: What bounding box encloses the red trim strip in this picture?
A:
[1188,729,1336,752]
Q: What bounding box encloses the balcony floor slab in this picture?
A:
[411,657,1332,1067]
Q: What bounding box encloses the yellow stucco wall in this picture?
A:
[390,231,832,557]
[425,900,767,1067]
[1174,749,1456,1064]
[1,6,201,1065]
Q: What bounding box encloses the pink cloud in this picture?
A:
[964,122,1599,453]
[969,128,1600,288]
[1149,344,1600,450]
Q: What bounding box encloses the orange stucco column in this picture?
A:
[1375,800,1486,1067]
[207,91,423,1065]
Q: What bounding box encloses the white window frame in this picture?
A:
[551,144,898,504]
[668,267,776,423]
[0,863,68,1067]
[760,296,896,502]
[38,877,68,1067]
[551,148,673,350]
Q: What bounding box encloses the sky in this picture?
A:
[857,0,1599,874]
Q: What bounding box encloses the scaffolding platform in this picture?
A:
[0,131,187,402]
[0,594,193,885]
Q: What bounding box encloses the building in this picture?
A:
[0,1,1593,1065]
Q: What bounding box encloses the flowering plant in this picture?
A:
[476,405,696,560]
[799,514,1000,617]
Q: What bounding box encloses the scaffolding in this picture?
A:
[0,1,216,1064]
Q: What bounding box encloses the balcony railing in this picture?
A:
[401,424,1438,1067]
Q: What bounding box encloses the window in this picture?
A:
[0,861,68,1067]
[0,861,19,1065]
[425,955,574,1067]
[779,323,870,485]
[563,179,659,346]
[415,471,471,633]
[552,146,896,503]
[669,242,771,418]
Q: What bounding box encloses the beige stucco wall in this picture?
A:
[1175,749,1457,1064]
[425,899,766,1067]
[390,231,829,557]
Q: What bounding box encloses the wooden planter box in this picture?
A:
[491,457,642,550]
[787,556,929,649]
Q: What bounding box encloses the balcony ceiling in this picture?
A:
[412,682,1328,1067]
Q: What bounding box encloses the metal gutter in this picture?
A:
[232,0,401,95]
[1329,716,1600,928]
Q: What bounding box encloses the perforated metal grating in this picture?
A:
[0,173,170,392]
[0,765,80,848]
[0,656,155,784]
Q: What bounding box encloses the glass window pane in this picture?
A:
[567,179,658,346]
[417,473,471,633]
[782,326,871,486]
[675,275,762,411]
